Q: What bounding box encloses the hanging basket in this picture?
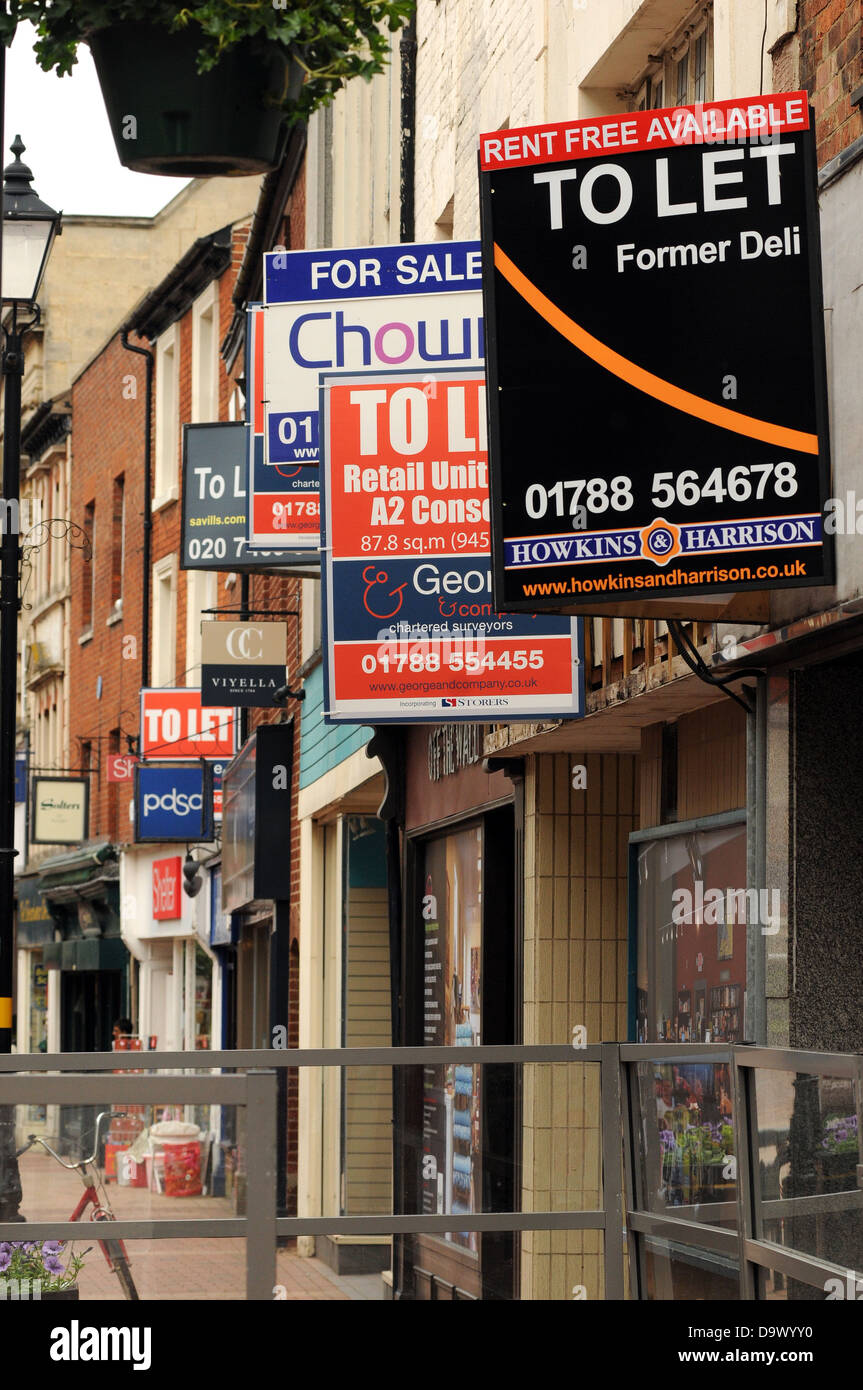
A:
[87,23,305,177]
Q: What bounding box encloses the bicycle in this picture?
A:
[16,1110,140,1301]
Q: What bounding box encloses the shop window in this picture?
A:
[693,30,708,104]
[154,325,179,503]
[192,282,219,423]
[633,816,751,1045]
[675,52,689,106]
[420,825,484,1255]
[107,727,120,842]
[300,577,321,665]
[404,806,516,1300]
[110,475,124,613]
[194,942,213,1050]
[185,568,216,686]
[29,954,48,1121]
[151,554,177,688]
[81,501,95,633]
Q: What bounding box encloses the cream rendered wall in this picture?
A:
[297,814,324,1255]
[412,0,796,245]
[296,815,337,1256]
[414,1,536,241]
[305,46,401,251]
[301,65,399,1256]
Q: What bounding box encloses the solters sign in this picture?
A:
[478,92,833,621]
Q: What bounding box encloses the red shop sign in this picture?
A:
[152,855,182,921]
[107,754,137,783]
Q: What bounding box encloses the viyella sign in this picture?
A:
[201,621,287,707]
[479,93,833,619]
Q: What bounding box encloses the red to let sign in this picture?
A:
[140,688,237,761]
[107,754,137,783]
[152,856,182,921]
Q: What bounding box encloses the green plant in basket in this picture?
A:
[0,1,416,122]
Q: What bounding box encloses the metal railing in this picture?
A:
[3,1042,862,1300]
[0,1043,617,1300]
[621,1043,863,1300]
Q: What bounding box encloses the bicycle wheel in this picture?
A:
[100,1237,140,1301]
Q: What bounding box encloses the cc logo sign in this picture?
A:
[226,626,264,660]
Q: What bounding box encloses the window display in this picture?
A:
[194,943,212,1049]
[28,954,48,1122]
[634,818,748,1044]
[420,826,482,1254]
[637,1060,737,1217]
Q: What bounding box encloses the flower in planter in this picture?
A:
[821,1114,859,1157]
[0,1240,85,1291]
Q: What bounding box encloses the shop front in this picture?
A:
[14,873,56,1141]
[628,703,750,1299]
[296,661,390,1271]
[35,844,129,1153]
[396,723,518,1301]
[120,844,218,1053]
[221,724,294,1211]
[632,814,749,1046]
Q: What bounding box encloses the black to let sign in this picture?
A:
[478,92,833,620]
[181,422,319,574]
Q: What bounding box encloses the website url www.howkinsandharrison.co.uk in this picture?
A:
[521,559,807,598]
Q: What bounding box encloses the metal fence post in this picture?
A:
[601,1043,625,1300]
[618,1047,640,1300]
[730,1046,757,1299]
[855,1054,863,1198]
[245,1069,278,1301]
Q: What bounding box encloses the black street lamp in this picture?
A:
[1,136,61,303]
[0,137,61,1222]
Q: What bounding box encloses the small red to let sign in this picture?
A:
[152,855,182,921]
[107,755,137,783]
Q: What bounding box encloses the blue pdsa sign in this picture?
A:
[134,762,214,843]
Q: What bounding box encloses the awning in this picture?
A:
[43,938,127,972]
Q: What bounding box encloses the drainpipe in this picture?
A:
[120,335,154,691]
[374,10,417,1297]
[399,13,417,244]
[240,573,250,744]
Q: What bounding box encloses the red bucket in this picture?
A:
[162,1140,202,1197]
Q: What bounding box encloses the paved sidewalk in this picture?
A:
[15,1150,385,1302]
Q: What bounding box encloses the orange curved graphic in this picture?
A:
[493,244,819,456]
